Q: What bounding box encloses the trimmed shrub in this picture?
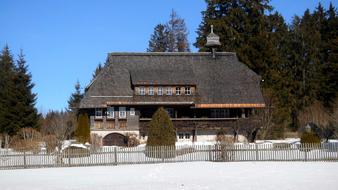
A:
[145,107,176,158]
[300,131,321,151]
[75,113,90,143]
[146,107,176,146]
[301,132,321,144]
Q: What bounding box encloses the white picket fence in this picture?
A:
[1,143,337,170]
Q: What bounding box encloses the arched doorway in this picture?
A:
[102,133,127,146]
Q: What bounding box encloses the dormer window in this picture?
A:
[158,87,163,95]
[149,87,154,95]
[95,108,103,119]
[185,87,191,95]
[107,107,114,119]
[166,87,172,95]
[176,87,181,95]
[140,87,145,95]
[119,107,126,119]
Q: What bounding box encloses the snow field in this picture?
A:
[1,162,338,190]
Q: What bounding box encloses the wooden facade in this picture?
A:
[79,52,266,146]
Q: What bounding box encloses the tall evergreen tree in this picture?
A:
[167,10,190,52]
[14,50,39,129]
[0,46,20,135]
[317,3,338,106]
[147,24,169,52]
[67,80,83,115]
[194,0,277,82]
[147,10,190,52]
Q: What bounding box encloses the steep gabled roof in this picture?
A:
[80,52,265,108]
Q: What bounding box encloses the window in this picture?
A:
[185,133,191,139]
[95,108,103,119]
[165,108,174,118]
[158,87,163,95]
[107,107,114,119]
[149,87,154,95]
[130,108,135,116]
[166,87,172,95]
[211,109,230,118]
[119,107,126,119]
[176,87,181,95]
[185,87,191,95]
[178,133,184,139]
[139,87,145,95]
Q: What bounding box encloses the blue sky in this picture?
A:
[0,0,336,113]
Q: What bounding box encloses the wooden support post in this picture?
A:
[208,145,212,161]
[23,151,27,169]
[161,146,165,163]
[114,147,118,165]
[255,143,259,161]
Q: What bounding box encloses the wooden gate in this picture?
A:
[102,133,127,146]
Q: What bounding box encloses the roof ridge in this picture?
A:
[108,52,236,56]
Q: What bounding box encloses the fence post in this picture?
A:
[114,147,118,165]
[255,143,259,161]
[68,149,71,167]
[304,144,308,162]
[161,146,165,163]
[23,151,27,169]
[208,145,212,161]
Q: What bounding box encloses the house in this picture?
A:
[79,28,265,146]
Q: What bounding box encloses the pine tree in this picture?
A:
[67,80,83,115]
[147,10,190,52]
[75,113,90,143]
[146,107,176,146]
[195,0,276,80]
[147,24,169,52]
[92,63,102,81]
[0,45,20,136]
[317,3,338,106]
[14,50,40,129]
[167,10,190,52]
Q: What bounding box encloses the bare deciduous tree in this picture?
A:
[41,111,76,163]
[299,100,337,141]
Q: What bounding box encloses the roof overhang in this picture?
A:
[194,103,266,108]
[106,101,194,106]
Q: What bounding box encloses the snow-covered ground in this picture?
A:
[1,162,337,190]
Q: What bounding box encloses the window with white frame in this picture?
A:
[176,87,181,95]
[185,133,191,139]
[95,108,103,119]
[178,133,184,139]
[185,86,191,95]
[149,86,154,95]
[119,107,126,119]
[107,107,114,119]
[129,108,135,116]
[166,87,172,95]
[158,86,163,95]
[139,87,145,95]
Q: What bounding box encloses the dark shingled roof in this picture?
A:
[130,67,196,85]
[80,52,265,108]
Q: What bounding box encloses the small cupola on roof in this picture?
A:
[206,25,221,58]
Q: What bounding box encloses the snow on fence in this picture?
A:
[1,143,338,170]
